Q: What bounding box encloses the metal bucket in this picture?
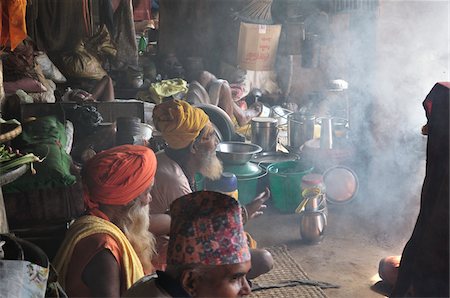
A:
[288,113,316,148]
[251,117,278,152]
[270,106,293,127]
[115,117,142,145]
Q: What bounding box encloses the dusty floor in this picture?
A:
[245,157,425,298]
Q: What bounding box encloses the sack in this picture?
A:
[61,42,107,80]
[0,234,50,298]
[84,24,117,58]
[237,22,282,71]
[28,64,56,103]
[3,116,77,193]
[35,52,67,83]
[2,41,36,82]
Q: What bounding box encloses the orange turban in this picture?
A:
[152,99,209,149]
[82,145,157,209]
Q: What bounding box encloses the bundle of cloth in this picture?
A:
[2,40,66,105]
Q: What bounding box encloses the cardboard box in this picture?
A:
[237,22,282,71]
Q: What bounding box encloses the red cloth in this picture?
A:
[422,82,450,120]
[83,145,157,209]
[132,0,151,21]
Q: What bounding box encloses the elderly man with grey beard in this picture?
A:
[149,99,273,278]
[52,145,158,297]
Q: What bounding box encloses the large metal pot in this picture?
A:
[270,106,293,126]
[251,117,278,152]
[288,112,315,149]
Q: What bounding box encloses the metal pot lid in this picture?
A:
[323,165,358,204]
[251,117,278,124]
[223,162,263,177]
[251,151,299,165]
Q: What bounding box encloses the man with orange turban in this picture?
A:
[150,99,272,279]
[53,144,157,297]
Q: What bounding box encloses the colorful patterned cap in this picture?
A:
[167,191,250,266]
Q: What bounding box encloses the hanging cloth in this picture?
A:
[0,0,28,51]
[113,0,138,68]
[33,0,85,53]
[82,0,94,37]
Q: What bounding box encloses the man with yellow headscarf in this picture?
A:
[150,99,273,279]
[53,145,157,297]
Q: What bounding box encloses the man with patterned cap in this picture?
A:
[125,191,252,297]
[53,145,157,297]
[150,99,272,277]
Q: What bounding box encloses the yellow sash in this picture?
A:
[53,215,144,289]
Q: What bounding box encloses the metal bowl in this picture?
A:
[216,142,262,165]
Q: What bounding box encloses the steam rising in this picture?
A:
[158,0,449,249]
[328,1,449,248]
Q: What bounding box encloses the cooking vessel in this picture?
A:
[288,112,315,149]
[223,163,266,205]
[216,142,262,165]
[251,151,299,169]
[270,106,293,126]
[251,117,278,152]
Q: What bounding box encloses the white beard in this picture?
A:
[120,203,156,272]
[199,152,223,181]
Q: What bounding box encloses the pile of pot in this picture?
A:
[212,142,267,205]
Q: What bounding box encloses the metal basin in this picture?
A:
[216,142,262,165]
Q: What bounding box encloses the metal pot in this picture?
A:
[270,106,293,127]
[288,113,316,149]
[251,117,278,152]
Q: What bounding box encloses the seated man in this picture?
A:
[186,70,261,126]
[124,191,252,297]
[150,99,273,279]
[53,145,157,296]
[62,75,115,102]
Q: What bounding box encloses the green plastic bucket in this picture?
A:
[237,171,267,205]
[267,160,314,213]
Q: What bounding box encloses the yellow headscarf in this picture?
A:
[152,99,209,149]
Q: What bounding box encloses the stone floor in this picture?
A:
[245,157,425,298]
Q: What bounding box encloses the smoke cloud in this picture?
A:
[328,0,449,248]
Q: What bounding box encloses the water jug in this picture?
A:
[299,210,327,243]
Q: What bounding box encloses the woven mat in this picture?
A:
[250,246,328,298]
